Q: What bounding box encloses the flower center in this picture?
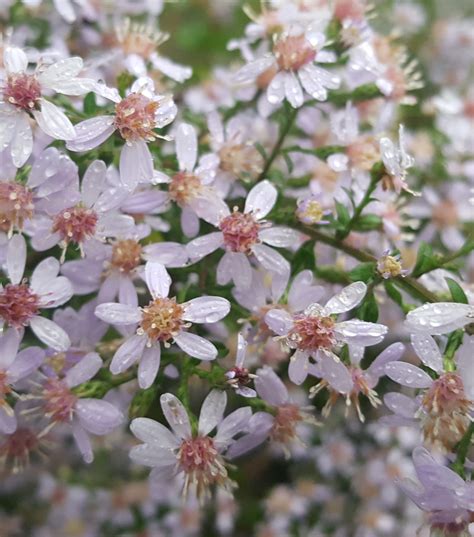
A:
[42,378,78,423]
[115,93,159,142]
[296,198,325,224]
[432,199,458,228]
[220,210,260,254]
[218,143,264,180]
[421,372,472,452]
[116,19,165,57]
[168,172,202,206]
[4,73,41,110]
[0,283,39,328]
[0,371,13,404]
[110,239,142,273]
[377,254,404,279]
[52,206,98,246]
[287,313,336,352]
[273,35,316,71]
[0,427,40,473]
[271,404,303,444]
[177,436,231,497]
[347,136,379,171]
[139,297,184,343]
[0,182,35,233]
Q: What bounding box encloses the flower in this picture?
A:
[383,334,473,452]
[376,250,408,279]
[95,262,230,388]
[0,46,97,167]
[0,235,73,350]
[234,27,340,108]
[265,281,388,385]
[66,77,177,190]
[379,125,416,194]
[225,333,257,397]
[186,180,299,291]
[129,390,252,499]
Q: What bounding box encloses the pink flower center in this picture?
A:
[220,210,260,254]
[273,35,316,71]
[110,239,142,273]
[139,297,184,343]
[218,143,264,180]
[42,378,78,423]
[4,73,41,110]
[0,283,39,328]
[271,404,303,444]
[0,182,35,233]
[0,371,12,404]
[178,436,230,497]
[287,314,336,352]
[52,206,98,246]
[0,427,40,472]
[115,92,159,141]
[422,372,472,452]
[168,172,202,206]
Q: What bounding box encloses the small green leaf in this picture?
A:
[352,214,383,232]
[356,290,379,322]
[129,385,159,419]
[445,278,468,304]
[349,262,376,283]
[335,201,351,226]
[83,92,97,115]
[292,240,316,274]
[411,242,441,277]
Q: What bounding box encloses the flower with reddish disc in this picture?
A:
[0,46,99,167]
[397,447,474,536]
[154,122,228,238]
[0,329,44,434]
[95,262,230,389]
[186,180,300,292]
[265,281,388,385]
[30,352,123,463]
[29,159,135,260]
[225,333,257,398]
[66,77,176,190]
[0,235,73,350]
[129,390,252,499]
[382,334,473,453]
[309,342,405,422]
[233,27,340,108]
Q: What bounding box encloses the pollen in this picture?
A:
[52,205,98,246]
[4,73,41,110]
[168,172,202,206]
[139,297,184,343]
[273,35,316,72]
[115,93,159,142]
[0,182,35,234]
[110,239,142,273]
[220,210,260,254]
[0,283,40,328]
[287,313,336,352]
[218,143,264,180]
[42,378,78,424]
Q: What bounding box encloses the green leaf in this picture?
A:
[356,290,379,322]
[83,92,97,115]
[445,278,468,304]
[129,385,159,419]
[384,281,405,310]
[349,262,376,283]
[335,201,351,227]
[292,240,316,274]
[352,214,383,232]
[411,242,441,277]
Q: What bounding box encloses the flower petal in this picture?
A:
[94,303,142,325]
[7,234,26,285]
[265,308,294,336]
[75,398,123,435]
[65,352,102,388]
[35,99,76,140]
[110,335,147,374]
[405,302,474,335]
[160,393,192,439]
[244,180,277,219]
[145,261,171,299]
[335,320,387,346]
[384,362,433,388]
[130,417,180,448]
[182,296,230,323]
[198,389,227,436]
[29,316,70,351]
[66,116,116,152]
[320,355,353,394]
[325,282,367,315]
[410,334,443,373]
[288,349,310,385]
[138,345,161,389]
[174,332,217,361]
[176,123,197,172]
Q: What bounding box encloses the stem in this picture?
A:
[453,422,474,478]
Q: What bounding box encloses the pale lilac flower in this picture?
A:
[310,342,405,421]
[265,281,388,385]
[296,195,332,225]
[383,334,474,453]
[233,27,340,108]
[225,333,257,398]
[0,46,97,167]
[397,447,474,535]
[66,76,177,190]
[32,352,123,463]
[0,235,72,350]
[0,329,44,433]
[405,302,474,335]
[186,180,299,291]
[130,390,252,498]
[154,122,228,237]
[95,262,230,388]
[29,159,135,260]
[380,125,416,194]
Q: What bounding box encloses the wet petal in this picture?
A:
[160,393,192,439]
[198,389,227,436]
[182,296,230,323]
[385,362,433,388]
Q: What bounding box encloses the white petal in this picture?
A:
[65,352,102,388]
[215,407,252,447]
[4,47,28,73]
[410,334,443,373]
[145,261,171,299]
[37,57,83,87]
[31,257,60,292]
[335,320,387,346]
[320,355,353,393]
[110,335,147,374]
[265,309,294,335]
[94,303,142,325]
[130,417,180,448]
[182,297,230,323]
[35,100,76,140]
[251,243,290,278]
[325,282,367,315]
[267,71,286,105]
[174,332,217,360]
[366,342,406,378]
[456,336,474,399]
[259,226,300,248]
[176,123,197,172]
[129,444,176,467]
[245,180,277,219]
[138,346,161,389]
[0,407,17,434]
[198,390,227,436]
[37,276,73,308]
[235,332,248,368]
[405,303,474,335]
[75,399,123,435]
[160,393,192,439]
[66,116,115,152]
[72,424,93,463]
[82,160,106,208]
[254,366,288,406]
[288,270,324,312]
[151,55,192,83]
[284,71,304,108]
[384,392,418,418]
[288,349,310,385]
[229,252,252,289]
[233,56,275,84]
[143,242,188,268]
[29,316,70,351]
[384,362,433,388]
[0,329,21,370]
[7,234,26,284]
[11,113,33,167]
[6,346,44,382]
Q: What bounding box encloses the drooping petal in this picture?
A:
[75,398,123,435]
[160,393,192,439]
[145,261,171,299]
[254,366,288,406]
[0,329,22,370]
[72,423,93,463]
[81,160,106,208]
[410,334,443,373]
[65,352,102,388]
[29,316,70,351]
[324,282,367,315]
[320,355,354,394]
[182,297,230,323]
[235,332,247,368]
[35,99,76,140]
[267,70,286,105]
[94,303,142,325]
[6,234,26,285]
[110,335,147,374]
[138,345,161,389]
[284,71,304,108]
[244,180,277,219]
[66,116,116,152]
[383,392,418,419]
[384,362,433,389]
[11,112,33,167]
[198,389,227,436]
[174,332,217,361]
[288,350,310,385]
[0,407,17,434]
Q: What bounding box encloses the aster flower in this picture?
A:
[29,352,123,463]
[29,159,135,260]
[95,262,230,388]
[129,390,252,499]
[405,302,474,335]
[186,180,299,292]
[376,250,408,279]
[0,235,73,351]
[0,329,44,433]
[66,76,177,190]
[309,342,405,421]
[225,333,257,398]
[0,46,97,167]
[379,125,416,194]
[154,122,229,237]
[265,281,388,385]
[233,26,340,108]
[397,447,474,536]
[383,334,473,452]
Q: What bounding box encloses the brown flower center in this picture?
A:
[0,182,34,232]
[220,210,260,254]
[139,297,184,343]
[271,404,303,444]
[43,378,78,423]
[273,35,316,71]
[287,314,336,352]
[0,283,39,328]
[52,206,98,246]
[4,73,41,110]
[168,172,202,206]
[110,239,142,273]
[218,143,264,180]
[115,93,159,141]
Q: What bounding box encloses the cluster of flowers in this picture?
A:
[0,0,473,535]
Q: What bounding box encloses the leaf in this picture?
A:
[335,201,351,227]
[129,385,159,419]
[446,278,468,304]
[349,262,376,283]
[292,240,316,274]
[352,214,382,232]
[83,92,97,115]
[356,290,379,322]
[411,242,441,278]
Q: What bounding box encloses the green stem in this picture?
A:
[453,422,474,478]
